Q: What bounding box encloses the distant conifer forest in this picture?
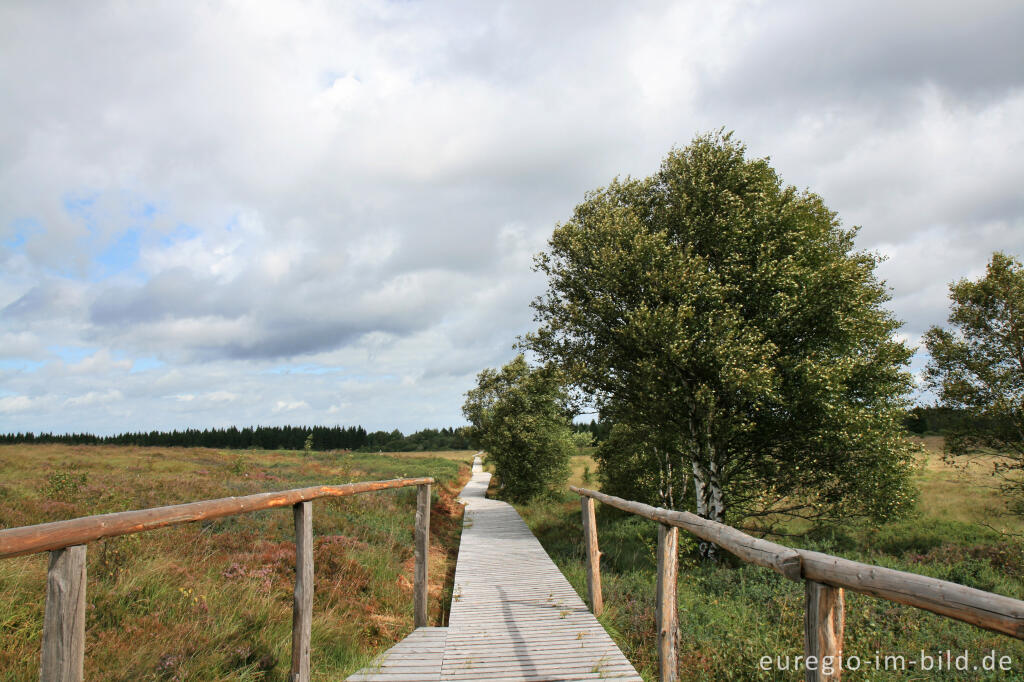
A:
[0,411,954,453]
[0,424,473,452]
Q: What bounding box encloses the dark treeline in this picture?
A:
[902,405,1012,435]
[359,427,473,452]
[571,419,612,443]
[0,424,474,452]
[0,410,975,452]
[573,410,979,442]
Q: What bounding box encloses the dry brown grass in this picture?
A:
[0,444,470,681]
[911,436,1024,534]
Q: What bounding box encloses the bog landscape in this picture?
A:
[2,428,1024,680]
[5,133,1024,682]
[3,3,1024,681]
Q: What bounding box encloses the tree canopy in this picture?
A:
[526,131,917,535]
[924,251,1024,515]
[462,355,574,502]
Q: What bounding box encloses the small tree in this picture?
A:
[527,131,918,539]
[462,355,574,502]
[924,252,1024,515]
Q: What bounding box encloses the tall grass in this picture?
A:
[0,444,470,681]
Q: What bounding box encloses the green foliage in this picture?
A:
[527,130,918,527]
[924,251,1024,514]
[303,432,314,453]
[902,405,973,434]
[355,426,473,453]
[594,422,693,509]
[462,355,574,502]
[227,455,248,477]
[571,419,613,442]
[516,491,1024,682]
[41,467,88,499]
[570,431,594,450]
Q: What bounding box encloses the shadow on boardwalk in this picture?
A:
[349,455,641,681]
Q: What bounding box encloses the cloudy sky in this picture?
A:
[2,1,1023,435]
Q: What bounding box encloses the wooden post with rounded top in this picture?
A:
[804,580,844,681]
[414,483,431,627]
[656,524,679,682]
[291,502,313,682]
[580,496,603,615]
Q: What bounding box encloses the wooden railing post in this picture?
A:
[40,544,86,682]
[291,501,313,682]
[414,483,431,627]
[656,523,679,682]
[804,580,844,682]
[580,496,603,615]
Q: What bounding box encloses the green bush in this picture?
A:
[463,355,573,502]
[42,468,88,499]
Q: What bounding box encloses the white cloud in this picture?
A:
[64,389,123,407]
[0,0,1022,434]
[0,395,37,414]
[273,400,310,413]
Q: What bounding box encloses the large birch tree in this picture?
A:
[525,132,917,546]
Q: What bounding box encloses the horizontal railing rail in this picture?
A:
[0,478,433,559]
[571,485,1024,682]
[1,476,434,682]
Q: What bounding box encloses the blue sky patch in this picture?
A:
[48,345,97,364]
[63,192,99,218]
[131,357,165,373]
[159,223,199,247]
[5,217,44,251]
[95,228,141,278]
[0,359,45,373]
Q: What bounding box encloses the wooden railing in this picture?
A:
[0,477,434,682]
[571,486,1024,682]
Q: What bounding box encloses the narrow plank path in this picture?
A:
[350,456,641,682]
[347,627,447,681]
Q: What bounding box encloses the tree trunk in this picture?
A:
[659,447,675,509]
[693,459,707,518]
[692,459,724,560]
[688,407,725,559]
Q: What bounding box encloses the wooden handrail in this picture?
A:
[571,486,802,580]
[572,485,1024,681]
[3,476,434,682]
[0,477,432,559]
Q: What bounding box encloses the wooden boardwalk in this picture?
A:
[350,457,642,681]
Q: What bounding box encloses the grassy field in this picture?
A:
[0,445,474,681]
[511,439,1024,681]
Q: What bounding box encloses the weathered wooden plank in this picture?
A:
[347,627,447,681]
[0,477,433,559]
[804,580,844,682]
[352,470,640,681]
[442,471,640,681]
[571,486,801,581]
[656,524,679,682]
[291,501,313,682]
[40,544,86,682]
[414,483,431,628]
[580,496,603,616]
